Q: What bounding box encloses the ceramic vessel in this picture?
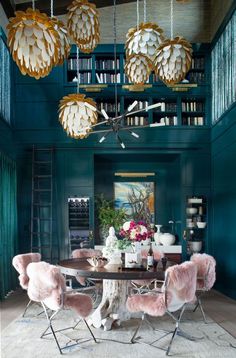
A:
[189,240,202,253]
[154,224,163,245]
[186,207,198,215]
[160,233,175,246]
[196,222,207,228]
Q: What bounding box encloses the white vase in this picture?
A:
[154,225,163,245]
[189,240,202,253]
[160,233,175,246]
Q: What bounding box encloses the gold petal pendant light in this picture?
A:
[59,93,97,139]
[154,0,192,85]
[126,22,164,61]
[59,48,97,139]
[7,6,60,79]
[67,0,100,54]
[154,36,192,85]
[51,18,71,65]
[125,53,153,84]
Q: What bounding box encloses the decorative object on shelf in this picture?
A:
[124,53,153,84]
[125,22,164,61]
[154,224,163,245]
[154,0,192,85]
[50,17,71,65]
[59,93,97,139]
[7,6,60,79]
[160,232,176,246]
[67,0,100,53]
[196,222,206,229]
[186,207,198,215]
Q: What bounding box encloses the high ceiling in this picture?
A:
[2,0,136,17]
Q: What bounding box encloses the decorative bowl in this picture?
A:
[87,257,109,268]
[196,222,207,228]
[186,207,198,215]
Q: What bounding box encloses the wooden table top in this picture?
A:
[58,258,173,280]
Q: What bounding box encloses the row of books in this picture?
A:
[190,57,205,70]
[97,102,121,112]
[96,73,123,83]
[126,101,148,110]
[68,58,92,71]
[187,72,205,84]
[125,116,147,126]
[155,102,177,112]
[95,59,120,70]
[182,116,204,126]
[72,73,92,83]
[182,101,204,112]
[154,116,178,126]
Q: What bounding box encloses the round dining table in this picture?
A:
[58,258,171,331]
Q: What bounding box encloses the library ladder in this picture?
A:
[30,147,54,263]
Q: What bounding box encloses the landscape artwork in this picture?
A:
[114,182,155,223]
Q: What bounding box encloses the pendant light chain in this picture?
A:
[50,0,54,17]
[32,0,35,10]
[144,0,147,23]
[136,0,139,30]
[113,0,118,117]
[76,46,80,94]
[170,0,174,39]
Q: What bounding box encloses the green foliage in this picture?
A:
[95,194,127,233]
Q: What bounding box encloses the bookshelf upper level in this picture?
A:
[63,44,211,126]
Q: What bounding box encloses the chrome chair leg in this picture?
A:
[83,319,97,343]
[22,300,33,317]
[130,314,145,343]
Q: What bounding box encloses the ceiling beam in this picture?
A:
[13,0,136,16]
[1,0,15,18]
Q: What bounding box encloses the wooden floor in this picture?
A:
[1,288,236,338]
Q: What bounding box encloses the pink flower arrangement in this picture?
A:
[120,220,153,242]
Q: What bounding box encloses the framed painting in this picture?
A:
[114,182,155,223]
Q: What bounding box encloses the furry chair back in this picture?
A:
[27,261,93,318]
[127,261,197,316]
[12,253,41,290]
[72,248,102,259]
[72,248,102,286]
[190,253,216,290]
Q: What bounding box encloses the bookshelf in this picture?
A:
[64,44,210,127]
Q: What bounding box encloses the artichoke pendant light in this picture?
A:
[59,93,97,139]
[50,18,71,65]
[58,48,97,139]
[154,0,192,85]
[126,22,164,61]
[67,0,100,54]
[125,53,153,84]
[7,3,60,79]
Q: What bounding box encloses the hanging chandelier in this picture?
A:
[7,6,60,79]
[154,0,192,85]
[67,0,100,54]
[126,22,164,61]
[125,53,153,84]
[59,93,98,139]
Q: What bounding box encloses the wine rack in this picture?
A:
[68,197,92,253]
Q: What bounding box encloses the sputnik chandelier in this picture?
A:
[153,0,192,85]
[67,0,100,54]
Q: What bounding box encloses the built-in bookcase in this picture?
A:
[64,44,210,127]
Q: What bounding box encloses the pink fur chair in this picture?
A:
[71,248,103,304]
[12,252,41,316]
[190,253,216,323]
[27,261,97,354]
[131,250,164,293]
[127,261,198,356]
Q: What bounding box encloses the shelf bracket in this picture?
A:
[122,84,152,92]
[167,84,198,92]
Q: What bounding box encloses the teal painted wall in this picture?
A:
[210,104,236,299]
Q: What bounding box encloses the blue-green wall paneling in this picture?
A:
[211,105,236,299]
